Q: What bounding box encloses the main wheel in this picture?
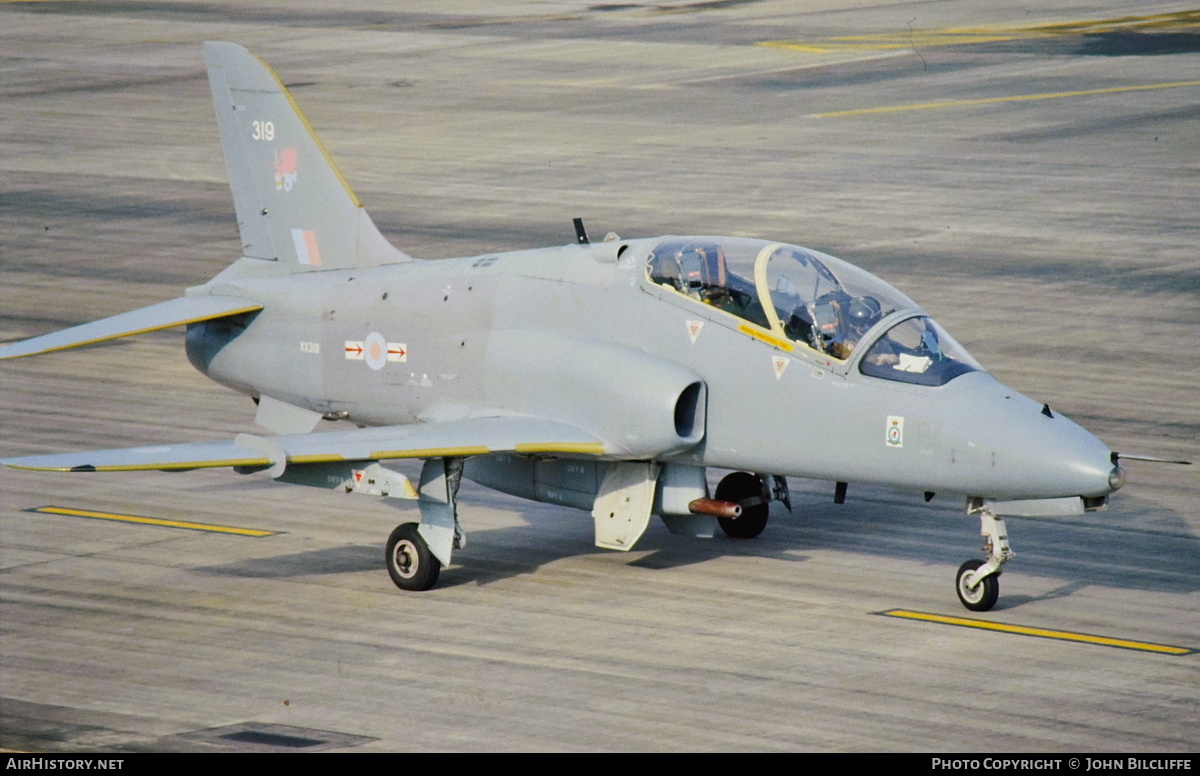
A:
[715,471,769,539]
[956,559,999,612]
[386,523,441,591]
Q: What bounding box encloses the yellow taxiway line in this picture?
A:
[882,609,1194,655]
[812,79,1200,118]
[29,506,275,537]
[760,10,1200,54]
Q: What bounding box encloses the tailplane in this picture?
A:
[203,41,411,270]
[0,296,261,360]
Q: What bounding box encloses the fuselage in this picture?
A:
[186,235,1119,502]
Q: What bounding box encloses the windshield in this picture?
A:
[859,316,982,386]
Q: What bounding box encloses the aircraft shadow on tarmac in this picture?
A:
[187,476,1198,602]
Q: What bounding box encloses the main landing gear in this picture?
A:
[384,457,465,592]
[955,500,1012,611]
[714,471,789,539]
[386,523,440,591]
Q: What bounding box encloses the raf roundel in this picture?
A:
[364,332,388,371]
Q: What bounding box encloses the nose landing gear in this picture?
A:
[956,500,1013,611]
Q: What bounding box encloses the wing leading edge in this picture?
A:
[0,295,262,360]
[2,417,608,473]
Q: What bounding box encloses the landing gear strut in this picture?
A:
[956,500,1013,611]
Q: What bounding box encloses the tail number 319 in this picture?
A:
[251,120,275,141]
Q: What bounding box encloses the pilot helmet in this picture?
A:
[848,295,882,323]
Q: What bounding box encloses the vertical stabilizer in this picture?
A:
[203,41,412,269]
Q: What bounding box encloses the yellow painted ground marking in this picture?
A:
[29,506,275,537]
[813,80,1200,118]
[883,609,1194,655]
[760,10,1200,53]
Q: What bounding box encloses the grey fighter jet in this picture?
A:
[3,42,1170,611]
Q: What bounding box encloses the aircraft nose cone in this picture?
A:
[1107,464,1126,492]
[1026,410,1114,497]
[942,375,1118,500]
[1063,442,1122,498]
[1026,428,1114,498]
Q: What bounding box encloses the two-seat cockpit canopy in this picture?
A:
[645,237,983,386]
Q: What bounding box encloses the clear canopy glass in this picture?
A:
[646,237,917,360]
[858,316,982,386]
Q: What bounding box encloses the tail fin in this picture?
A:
[203,41,412,270]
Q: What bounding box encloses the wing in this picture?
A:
[0,295,262,360]
[2,417,608,473]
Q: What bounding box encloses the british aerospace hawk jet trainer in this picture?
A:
[3,42,1170,612]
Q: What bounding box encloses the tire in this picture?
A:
[715,471,769,539]
[386,523,441,591]
[956,559,999,612]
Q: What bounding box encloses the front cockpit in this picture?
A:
[858,316,982,386]
[644,237,983,385]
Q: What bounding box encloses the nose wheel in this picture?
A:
[955,500,1013,612]
[956,559,999,611]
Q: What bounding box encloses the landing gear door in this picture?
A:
[592,462,658,551]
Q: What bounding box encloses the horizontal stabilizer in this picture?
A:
[0,295,262,360]
[3,416,608,473]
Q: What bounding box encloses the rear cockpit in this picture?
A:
[644,236,983,384]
